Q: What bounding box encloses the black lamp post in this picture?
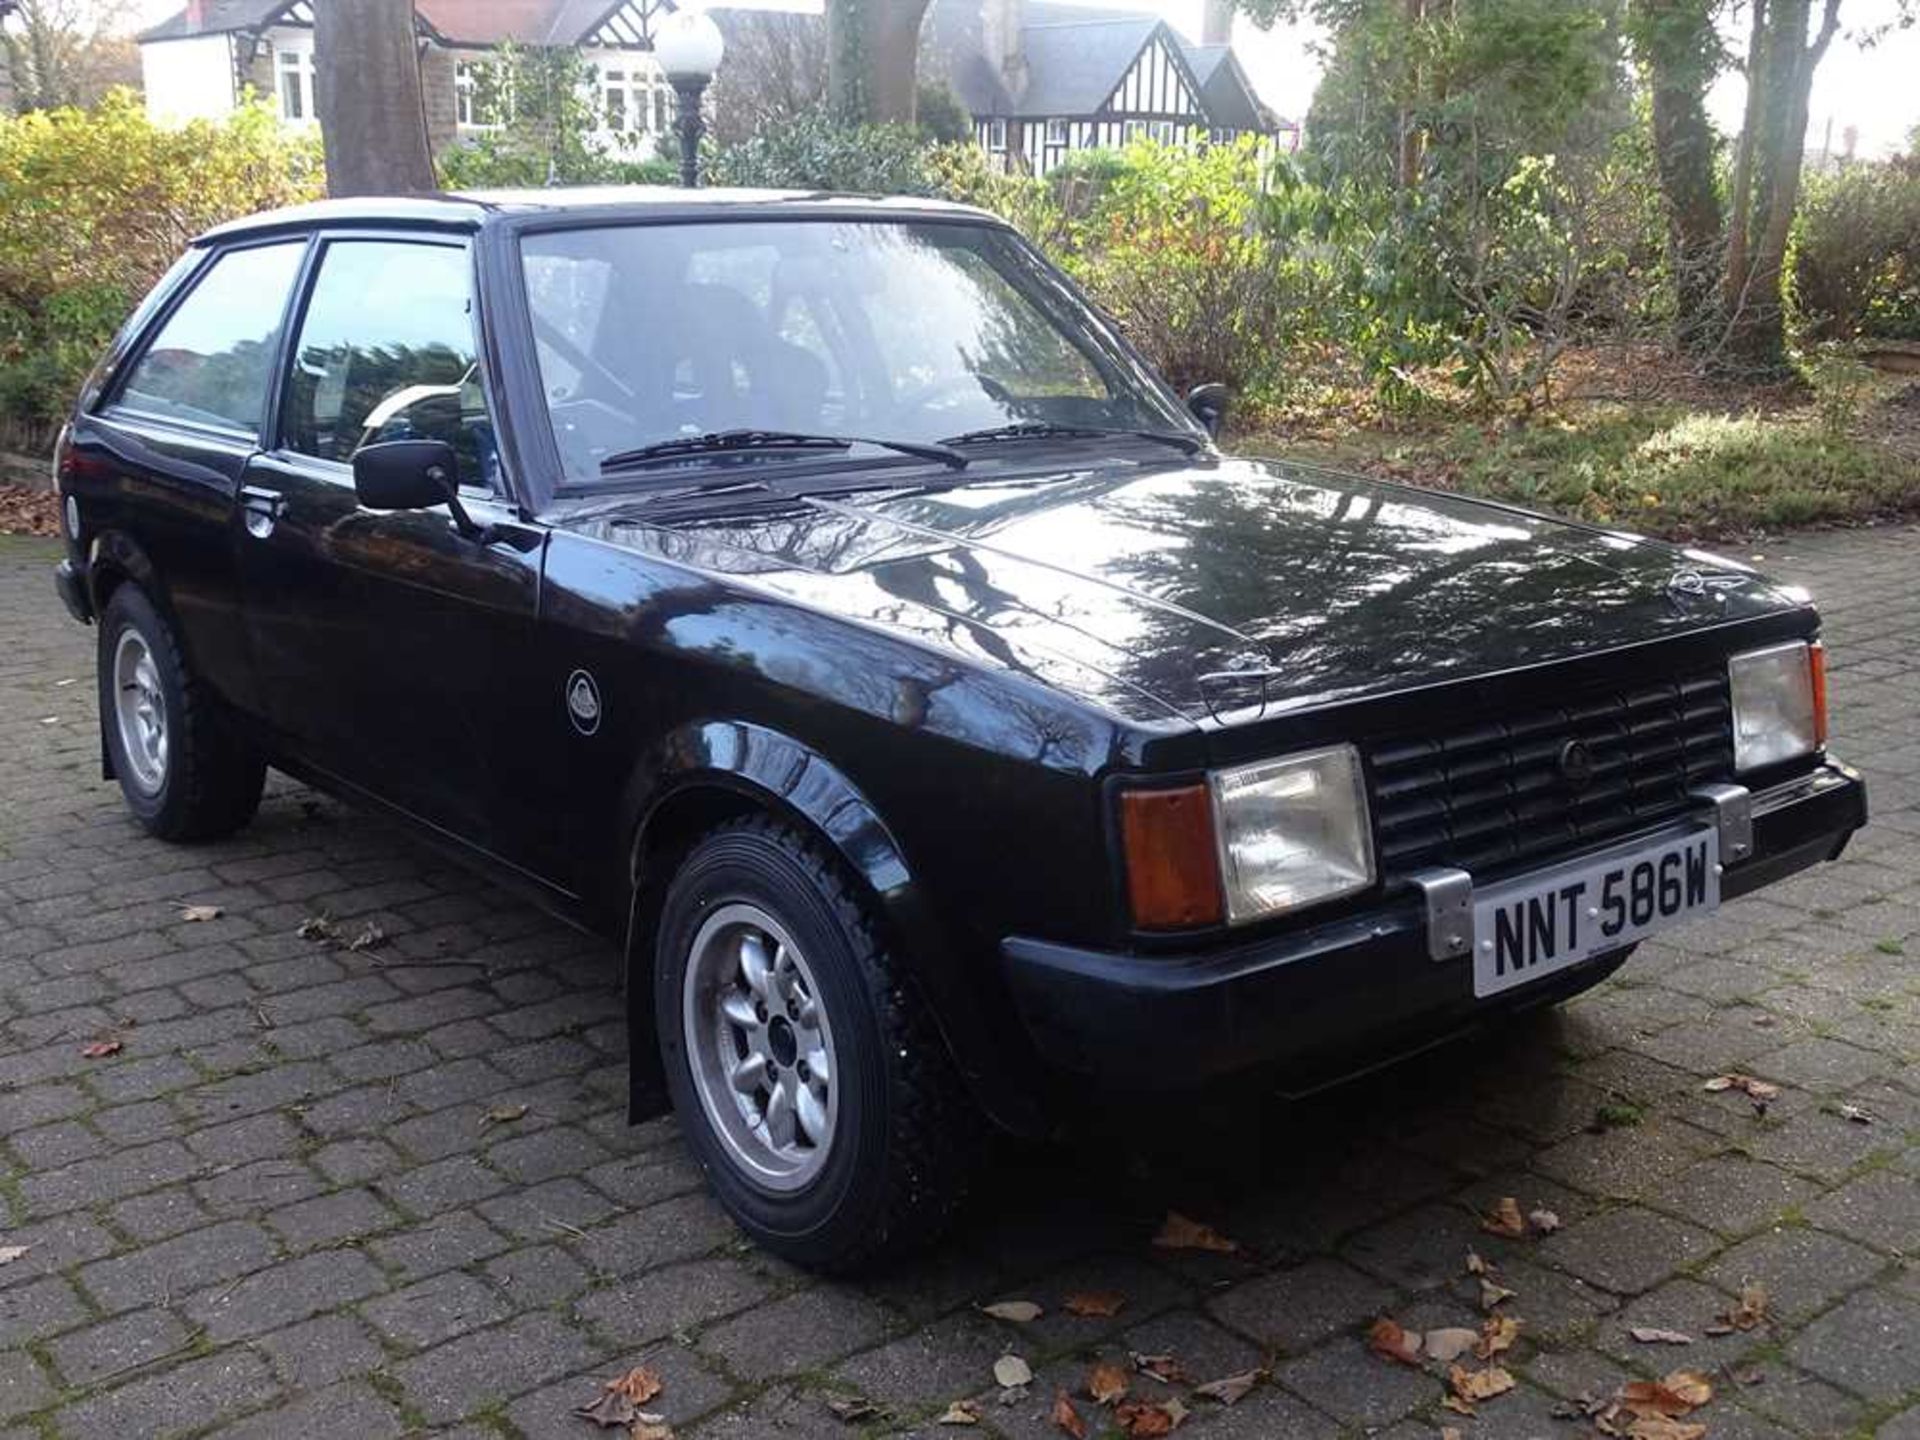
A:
[654,9,724,188]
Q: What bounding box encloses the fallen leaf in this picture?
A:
[1063,1290,1126,1318]
[1476,1314,1519,1359]
[1836,1103,1874,1124]
[1629,1327,1695,1345]
[481,1103,529,1129]
[1625,1418,1707,1440]
[630,1418,674,1440]
[1527,1207,1563,1234]
[1450,1364,1517,1402]
[1087,1361,1129,1405]
[0,1245,29,1266]
[1367,1317,1423,1366]
[1423,1327,1480,1363]
[572,1390,636,1428]
[1481,1196,1528,1237]
[1465,1248,1488,1275]
[1479,1277,1517,1310]
[177,903,222,922]
[1050,1390,1088,1438]
[1704,1073,1781,1103]
[1620,1370,1713,1418]
[980,1300,1043,1323]
[993,1354,1033,1389]
[824,1395,883,1423]
[79,1039,122,1059]
[937,1399,981,1425]
[1442,1428,1465,1440]
[606,1367,664,1405]
[1724,1282,1769,1331]
[296,915,335,942]
[1152,1211,1238,1253]
[1131,1353,1191,1386]
[1115,1397,1187,1436]
[1191,1370,1259,1406]
[1442,1395,1476,1417]
[346,922,387,953]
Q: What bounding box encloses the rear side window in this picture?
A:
[114,241,306,434]
[280,239,492,483]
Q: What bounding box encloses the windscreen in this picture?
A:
[518,218,1195,485]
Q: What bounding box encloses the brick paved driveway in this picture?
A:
[1,527,1916,1439]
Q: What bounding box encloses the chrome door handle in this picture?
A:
[240,485,285,539]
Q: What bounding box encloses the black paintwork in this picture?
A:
[54,188,1867,1134]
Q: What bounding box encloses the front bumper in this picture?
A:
[1002,761,1867,1094]
[54,558,92,624]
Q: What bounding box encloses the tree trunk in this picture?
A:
[1630,0,1723,353]
[314,0,437,196]
[1723,0,1841,370]
[826,0,931,126]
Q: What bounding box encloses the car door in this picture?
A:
[234,230,554,872]
[67,238,310,722]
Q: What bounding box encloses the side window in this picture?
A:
[113,241,306,434]
[281,240,494,486]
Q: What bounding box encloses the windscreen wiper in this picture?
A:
[600,428,968,475]
[939,421,1204,455]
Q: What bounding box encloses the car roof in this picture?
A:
[196,185,1000,244]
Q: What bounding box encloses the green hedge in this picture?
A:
[0,90,322,449]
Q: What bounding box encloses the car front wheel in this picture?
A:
[655,815,978,1272]
[98,584,264,842]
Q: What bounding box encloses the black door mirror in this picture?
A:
[353,439,459,512]
[352,439,498,543]
[1186,383,1229,439]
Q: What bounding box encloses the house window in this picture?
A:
[598,57,671,138]
[1122,119,1147,144]
[986,118,1008,151]
[1045,118,1069,146]
[1151,120,1176,144]
[274,42,315,124]
[455,60,505,129]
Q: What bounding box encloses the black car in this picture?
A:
[52,187,1866,1270]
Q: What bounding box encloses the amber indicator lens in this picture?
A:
[1119,783,1224,929]
[1812,645,1827,756]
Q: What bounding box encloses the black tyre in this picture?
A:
[655,815,978,1272]
[98,584,265,842]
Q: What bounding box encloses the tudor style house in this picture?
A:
[921,0,1291,175]
[135,0,1290,175]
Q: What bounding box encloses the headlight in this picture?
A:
[1729,640,1824,773]
[1211,744,1374,922]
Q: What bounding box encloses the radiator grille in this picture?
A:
[1367,671,1734,877]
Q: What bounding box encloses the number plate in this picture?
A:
[1472,829,1719,997]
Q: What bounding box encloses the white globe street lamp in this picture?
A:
[654,8,725,188]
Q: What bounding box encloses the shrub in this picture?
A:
[1053,140,1324,404]
[1792,159,1920,342]
[0,89,322,446]
[705,110,936,195]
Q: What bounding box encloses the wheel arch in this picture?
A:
[621,720,1048,1139]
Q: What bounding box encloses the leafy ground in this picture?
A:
[1242,347,1920,542]
[0,482,58,537]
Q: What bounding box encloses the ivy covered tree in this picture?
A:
[825,0,932,126]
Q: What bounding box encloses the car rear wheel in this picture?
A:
[98,584,264,842]
[655,815,978,1272]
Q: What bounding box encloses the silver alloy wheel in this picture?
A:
[682,902,838,1193]
[112,628,168,795]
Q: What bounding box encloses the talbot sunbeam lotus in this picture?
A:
[51,188,1868,1270]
